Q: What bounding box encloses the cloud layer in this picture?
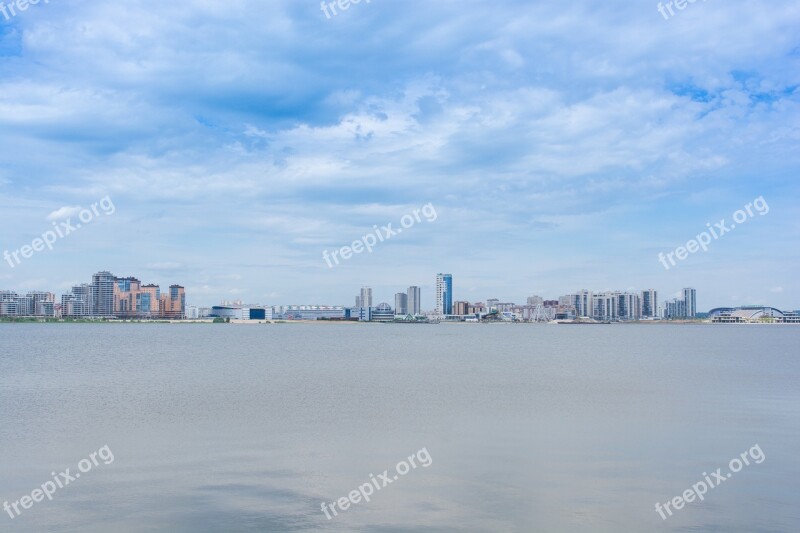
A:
[1,0,798,309]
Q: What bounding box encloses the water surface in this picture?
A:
[1,323,798,532]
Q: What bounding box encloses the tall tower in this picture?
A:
[683,288,697,318]
[641,289,658,318]
[407,286,421,315]
[435,274,452,316]
[360,287,373,309]
[571,290,593,318]
[394,293,408,315]
[92,271,116,317]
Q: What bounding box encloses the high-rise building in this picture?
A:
[435,274,452,316]
[468,302,487,314]
[617,292,640,321]
[360,287,373,309]
[453,301,470,315]
[683,288,697,318]
[641,289,658,318]
[527,295,544,306]
[161,285,186,319]
[114,277,160,318]
[562,290,593,318]
[407,286,421,315]
[92,271,116,317]
[394,292,408,315]
[593,292,616,321]
[60,271,186,319]
[62,283,94,317]
[0,291,55,317]
[665,298,687,319]
[0,291,20,316]
[29,292,55,316]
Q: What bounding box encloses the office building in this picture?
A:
[683,288,697,318]
[407,286,421,315]
[92,271,116,317]
[435,274,452,316]
[395,292,408,315]
[359,287,373,309]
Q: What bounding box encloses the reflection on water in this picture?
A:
[1,323,799,532]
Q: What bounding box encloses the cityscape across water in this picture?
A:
[1,270,798,325]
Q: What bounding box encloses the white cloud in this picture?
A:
[46,206,81,221]
[0,0,796,307]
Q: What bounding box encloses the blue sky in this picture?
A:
[0,0,798,310]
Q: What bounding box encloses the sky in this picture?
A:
[0,0,798,311]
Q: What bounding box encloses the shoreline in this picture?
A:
[1,318,795,325]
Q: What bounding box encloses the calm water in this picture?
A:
[1,323,798,532]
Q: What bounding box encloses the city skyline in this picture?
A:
[5,269,797,316]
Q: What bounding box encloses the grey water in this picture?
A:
[1,323,798,532]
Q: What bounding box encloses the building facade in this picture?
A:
[709,307,800,324]
[0,291,56,317]
[435,274,452,316]
[60,271,185,319]
[407,286,421,315]
[358,287,373,309]
[683,288,697,318]
[641,289,658,318]
[92,271,116,317]
[394,292,408,315]
[453,301,470,315]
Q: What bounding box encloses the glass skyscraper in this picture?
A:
[683,288,697,318]
[407,286,421,315]
[435,274,452,316]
